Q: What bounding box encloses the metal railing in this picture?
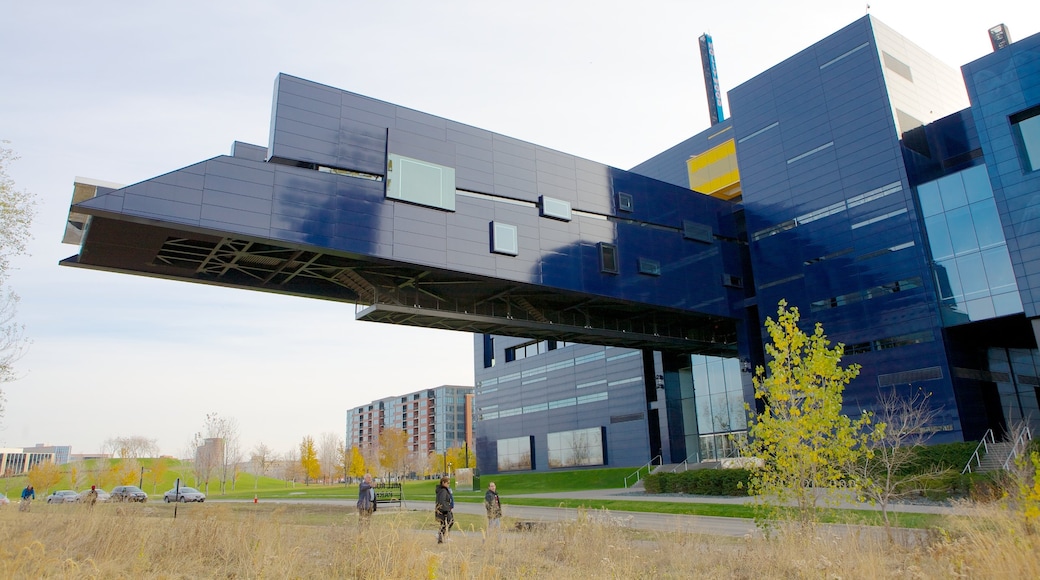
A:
[962,429,995,474]
[1002,425,1034,472]
[623,455,662,488]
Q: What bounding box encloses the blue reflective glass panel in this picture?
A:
[937,173,968,210]
[957,252,988,299]
[935,258,960,300]
[971,199,1005,248]
[946,206,979,255]
[993,291,1024,317]
[962,165,993,203]
[917,181,943,217]
[925,214,954,259]
[981,246,1017,292]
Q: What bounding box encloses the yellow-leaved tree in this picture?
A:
[378,429,409,480]
[299,436,320,484]
[27,460,62,496]
[348,445,366,480]
[745,300,874,528]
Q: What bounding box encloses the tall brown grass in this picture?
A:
[1,500,1039,578]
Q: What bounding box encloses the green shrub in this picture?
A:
[644,469,749,496]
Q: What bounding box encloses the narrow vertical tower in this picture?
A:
[699,33,725,126]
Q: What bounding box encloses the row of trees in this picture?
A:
[0,142,37,423]
[295,430,476,485]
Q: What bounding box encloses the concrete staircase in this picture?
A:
[976,441,1018,472]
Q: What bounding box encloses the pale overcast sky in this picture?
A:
[2,0,1036,457]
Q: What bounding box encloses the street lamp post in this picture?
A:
[139,466,145,488]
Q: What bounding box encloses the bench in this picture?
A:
[374,482,403,509]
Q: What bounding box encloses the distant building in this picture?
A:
[24,444,72,465]
[0,448,56,476]
[346,385,473,455]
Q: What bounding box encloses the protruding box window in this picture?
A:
[682,220,714,243]
[638,258,661,276]
[386,153,455,211]
[491,222,518,256]
[599,243,619,274]
[617,192,633,212]
[539,196,572,221]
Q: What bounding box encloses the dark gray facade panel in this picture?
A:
[128,181,205,207]
[276,116,340,146]
[201,190,273,216]
[394,116,448,143]
[197,218,269,239]
[200,204,271,231]
[340,90,397,119]
[275,91,341,121]
[153,167,207,191]
[456,142,495,164]
[123,194,202,224]
[446,122,494,148]
[392,241,448,268]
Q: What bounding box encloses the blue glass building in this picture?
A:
[61,16,1040,475]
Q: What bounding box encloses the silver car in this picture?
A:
[163,486,205,503]
[46,490,79,504]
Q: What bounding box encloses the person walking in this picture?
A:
[19,485,35,512]
[484,481,502,533]
[86,485,99,508]
[357,474,376,527]
[435,476,454,544]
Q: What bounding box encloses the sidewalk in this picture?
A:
[504,488,967,515]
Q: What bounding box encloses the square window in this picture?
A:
[617,192,633,212]
[638,258,661,276]
[599,243,618,274]
[539,196,572,221]
[491,222,518,256]
[1011,105,1040,172]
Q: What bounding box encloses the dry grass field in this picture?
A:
[1,500,1039,579]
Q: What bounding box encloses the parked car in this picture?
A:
[110,485,148,502]
[0,492,9,506]
[77,488,111,503]
[46,490,79,504]
[163,486,206,503]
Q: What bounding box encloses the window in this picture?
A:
[385,153,456,211]
[682,220,714,243]
[617,192,634,212]
[1012,105,1040,172]
[497,436,533,471]
[491,222,519,256]
[638,258,660,276]
[547,427,605,468]
[539,195,572,221]
[599,243,618,274]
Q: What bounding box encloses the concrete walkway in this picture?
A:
[403,488,963,539]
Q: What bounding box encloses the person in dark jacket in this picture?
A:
[19,485,35,512]
[357,473,376,527]
[435,476,454,543]
[484,481,502,532]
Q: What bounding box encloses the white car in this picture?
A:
[46,490,79,504]
[163,486,206,503]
